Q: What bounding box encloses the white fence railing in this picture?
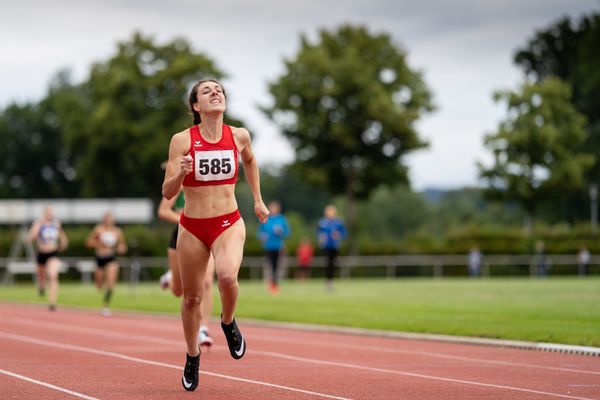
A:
[1,254,597,283]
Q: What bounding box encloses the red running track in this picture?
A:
[0,303,599,400]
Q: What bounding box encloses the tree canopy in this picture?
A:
[0,32,234,200]
[263,24,433,201]
[59,32,229,198]
[514,13,600,185]
[479,77,593,222]
[0,98,78,198]
[262,25,433,248]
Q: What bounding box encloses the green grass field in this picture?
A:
[1,277,598,346]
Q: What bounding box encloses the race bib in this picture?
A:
[100,231,118,247]
[39,225,59,245]
[194,149,236,181]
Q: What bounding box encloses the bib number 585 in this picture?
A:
[198,158,232,175]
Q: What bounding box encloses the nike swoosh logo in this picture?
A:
[182,375,193,389]
[235,337,245,357]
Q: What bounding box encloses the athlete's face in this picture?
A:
[102,212,114,226]
[43,206,53,221]
[268,201,281,215]
[193,82,226,114]
[325,205,337,219]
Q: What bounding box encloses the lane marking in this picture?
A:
[0,332,351,400]
[1,324,598,400]
[3,317,176,345]
[0,368,99,400]
[32,311,600,375]
[253,334,600,376]
[3,304,599,359]
[249,351,600,400]
[4,315,599,377]
[569,385,600,387]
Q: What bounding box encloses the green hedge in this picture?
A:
[0,224,174,258]
[1,222,598,257]
[443,223,600,255]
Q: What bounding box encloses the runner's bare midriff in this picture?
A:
[182,184,238,218]
[36,242,59,253]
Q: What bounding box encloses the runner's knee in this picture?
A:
[217,274,237,290]
[182,293,202,310]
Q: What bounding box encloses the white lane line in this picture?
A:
[4,315,599,377]
[3,317,176,345]
[249,351,600,400]
[0,368,99,400]
[0,332,351,400]
[34,310,600,376]
[253,334,600,376]
[2,321,597,400]
[569,385,600,387]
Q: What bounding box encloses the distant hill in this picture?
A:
[421,188,447,204]
[420,186,485,205]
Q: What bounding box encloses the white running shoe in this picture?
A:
[159,270,172,290]
[100,307,111,317]
[198,327,214,347]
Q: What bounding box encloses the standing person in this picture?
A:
[317,205,347,292]
[162,78,269,391]
[468,245,482,277]
[533,240,549,277]
[27,206,68,311]
[85,212,127,316]
[577,245,591,276]
[257,200,290,293]
[295,236,314,280]
[158,185,215,347]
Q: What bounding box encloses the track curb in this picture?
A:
[242,318,600,357]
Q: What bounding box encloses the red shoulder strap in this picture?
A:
[224,125,238,154]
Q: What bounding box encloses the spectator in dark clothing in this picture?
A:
[258,200,290,293]
[317,205,346,292]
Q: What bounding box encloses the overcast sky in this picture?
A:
[1,0,597,190]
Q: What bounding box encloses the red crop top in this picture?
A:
[182,124,239,187]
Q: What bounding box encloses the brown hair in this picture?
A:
[188,78,226,125]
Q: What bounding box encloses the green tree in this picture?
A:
[514,13,600,220]
[357,185,431,240]
[478,77,593,230]
[432,188,522,228]
[263,25,433,248]
[260,165,331,222]
[56,32,230,199]
[0,96,79,198]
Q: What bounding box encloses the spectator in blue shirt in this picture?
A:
[258,201,290,293]
[317,204,347,291]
